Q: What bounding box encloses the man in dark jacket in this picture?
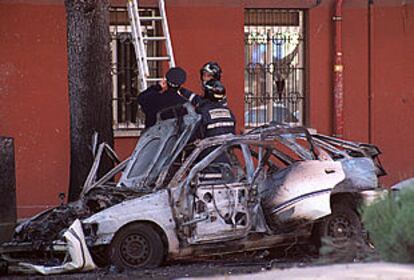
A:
[183,79,235,140]
[180,62,235,139]
[137,67,187,129]
[180,77,236,183]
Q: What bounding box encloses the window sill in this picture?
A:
[114,130,141,138]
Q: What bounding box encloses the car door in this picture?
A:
[118,103,201,190]
[174,143,256,244]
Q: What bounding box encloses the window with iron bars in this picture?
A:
[110,7,163,136]
[245,9,305,128]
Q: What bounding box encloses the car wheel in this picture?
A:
[110,223,164,269]
[318,204,363,248]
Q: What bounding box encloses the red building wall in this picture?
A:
[306,0,414,187]
[1,0,413,218]
[370,1,414,185]
[0,1,70,217]
[342,0,370,142]
[308,1,335,135]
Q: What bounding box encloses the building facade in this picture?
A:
[1,0,413,217]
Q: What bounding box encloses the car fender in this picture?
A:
[82,189,179,254]
[261,161,346,224]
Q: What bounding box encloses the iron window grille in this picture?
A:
[110,6,162,136]
[245,9,305,128]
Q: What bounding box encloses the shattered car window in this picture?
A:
[128,138,162,178]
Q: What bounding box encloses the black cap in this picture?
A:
[166,67,187,88]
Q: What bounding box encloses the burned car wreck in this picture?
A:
[0,103,386,274]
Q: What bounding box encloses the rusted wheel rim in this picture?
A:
[120,233,150,266]
[328,216,354,240]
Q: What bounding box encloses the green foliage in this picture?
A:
[362,187,414,262]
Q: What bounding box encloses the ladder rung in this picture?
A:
[140,16,163,21]
[143,36,167,41]
[147,56,170,61]
[128,0,175,91]
[146,78,164,82]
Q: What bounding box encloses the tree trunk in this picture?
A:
[65,0,113,202]
[0,137,16,244]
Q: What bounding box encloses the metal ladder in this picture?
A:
[127,0,175,91]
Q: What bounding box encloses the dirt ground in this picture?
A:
[4,244,414,279]
[6,259,414,280]
[5,259,311,280]
[188,262,414,280]
[4,245,315,279]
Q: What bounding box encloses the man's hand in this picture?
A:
[160,79,168,93]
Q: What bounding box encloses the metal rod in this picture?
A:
[333,0,344,137]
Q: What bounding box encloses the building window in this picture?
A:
[244,9,305,128]
[110,6,162,136]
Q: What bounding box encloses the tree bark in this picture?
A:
[0,137,16,244]
[65,0,113,202]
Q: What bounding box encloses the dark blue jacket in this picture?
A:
[194,100,236,140]
[179,88,236,166]
[179,88,236,139]
[137,84,186,128]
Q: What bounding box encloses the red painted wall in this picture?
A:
[114,138,137,160]
[370,1,414,185]
[0,1,69,217]
[342,0,369,142]
[308,1,334,135]
[307,0,414,186]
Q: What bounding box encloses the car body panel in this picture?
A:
[83,189,180,254]
[19,219,96,275]
[260,160,345,227]
[187,182,252,244]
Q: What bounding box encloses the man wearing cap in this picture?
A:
[137,67,187,129]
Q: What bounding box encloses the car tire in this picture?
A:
[90,245,110,267]
[0,259,8,276]
[109,223,165,269]
[317,203,363,248]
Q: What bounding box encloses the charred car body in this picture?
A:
[0,103,386,274]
